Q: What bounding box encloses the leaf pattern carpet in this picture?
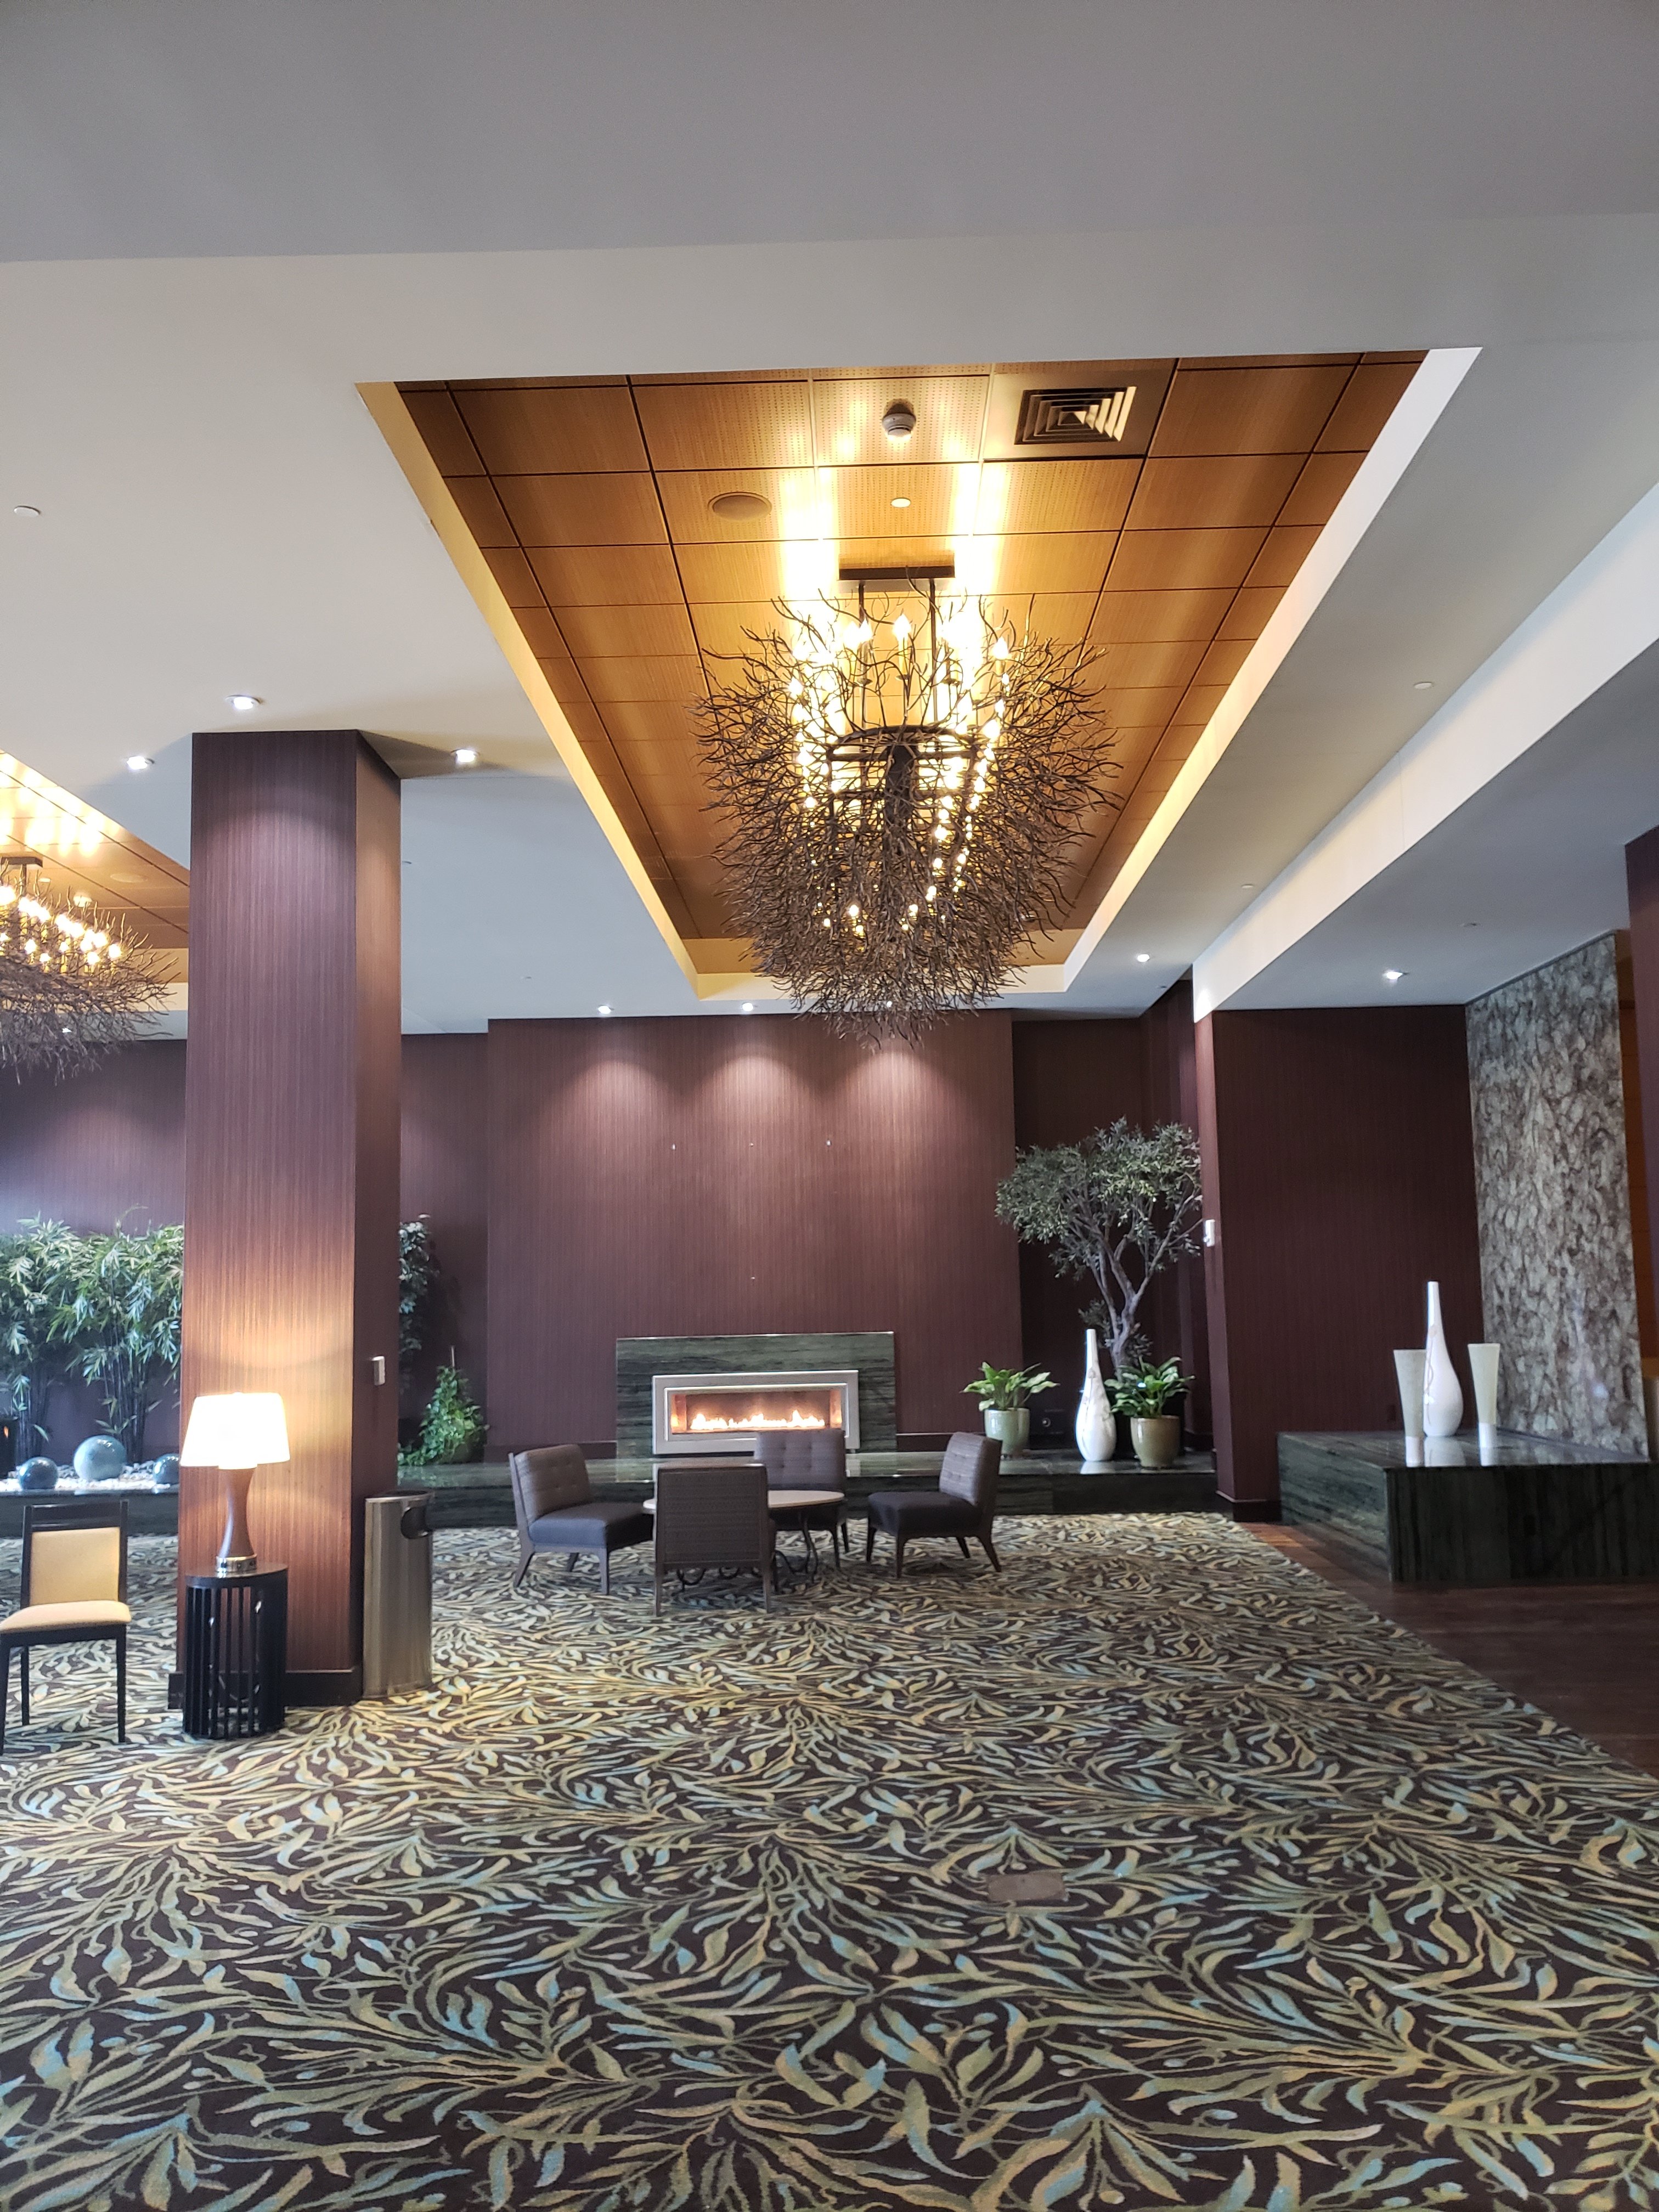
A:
[1,1519,1658,2211]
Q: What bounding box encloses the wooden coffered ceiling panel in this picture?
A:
[398,353,1424,950]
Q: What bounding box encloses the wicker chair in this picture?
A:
[865,1432,1002,1579]
[509,1446,655,1595]
[0,1499,131,1754]
[752,1427,848,1560]
[653,1463,774,1616]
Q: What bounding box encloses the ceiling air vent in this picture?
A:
[1016,385,1136,445]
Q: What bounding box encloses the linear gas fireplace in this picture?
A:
[651,1368,860,1457]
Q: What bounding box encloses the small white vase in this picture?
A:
[1421,1281,1464,1438]
[1468,1342,1500,1451]
[1392,1349,1427,1442]
[1076,1329,1116,1466]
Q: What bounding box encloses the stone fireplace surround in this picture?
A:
[616,1333,896,1457]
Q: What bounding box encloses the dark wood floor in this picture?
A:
[1255,1525,1659,1778]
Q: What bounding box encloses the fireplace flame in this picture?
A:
[688,1407,828,1432]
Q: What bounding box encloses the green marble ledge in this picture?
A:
[1279,1429,1659,1584]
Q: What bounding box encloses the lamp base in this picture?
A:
[216,1464,259,1579]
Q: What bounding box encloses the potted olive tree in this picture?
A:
[963,1363,1053,1460]
[1108,1357,1193,1468]
[996,1120,1202,1458]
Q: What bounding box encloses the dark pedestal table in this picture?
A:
[182,1566,289,1738]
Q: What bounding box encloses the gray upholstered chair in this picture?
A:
[653,1463,774,1616]
[509,1446,654,1595]
[0,1499,131,1754]
[865,1431,1002,1579]
[752,1427,848,1559]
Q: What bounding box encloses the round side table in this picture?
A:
[182,1566,287,1739]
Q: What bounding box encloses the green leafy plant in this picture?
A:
[995,1120,1203,1375]
[402,1359,486,1466]
[963,1362,1054,1412]
[398,1215,439,1374]
[52,1222,183,1459]
[1106,1357,1191,1419]
[1,1218,92,1449]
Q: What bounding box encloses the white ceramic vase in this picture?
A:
[1468,1342,1501,1452]
[1076,1328,1116,1466]
[1421,1280,1464,1438]
[1392,1348,1427,1443]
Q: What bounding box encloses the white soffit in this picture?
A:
[1195,476,1659,1015]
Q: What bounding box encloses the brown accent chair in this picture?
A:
[865,1432,1002,1578]
[0,1499,131,1754]
[653,1463,775,1616]
[752,1427,848,1559]
[509,1447,654,1595]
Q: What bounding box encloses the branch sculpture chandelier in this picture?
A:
[0,861,168,1080]
[699,579,1114,1038]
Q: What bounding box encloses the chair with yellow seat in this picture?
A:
[0,1499,131,1755]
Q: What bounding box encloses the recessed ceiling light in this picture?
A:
[126,754,154,772]
[227,693,260,713]
[1135,952,1150,963]
[454,747,478,766]
[741,1001,755,1013]
[708,492,772,521]
[890,496,911,510]
[1413,680,1433,692]
[597,1004,612,1017]
[881,400,917,444]
[1239,882,1256,894]
[1384,969,1404,983]
[12,504,40,519]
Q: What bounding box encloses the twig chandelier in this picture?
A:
[0,860,168,1080]
[698,577,1114,1038]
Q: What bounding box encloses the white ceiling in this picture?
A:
[4,3,1659,1030]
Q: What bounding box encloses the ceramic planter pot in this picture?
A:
[1130,1415,1181,1470]
[983,1407,1030,1458]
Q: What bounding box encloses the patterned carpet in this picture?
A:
[2,1521,1658,2212]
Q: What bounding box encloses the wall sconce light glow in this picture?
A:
[126,755,154,773]
[454,747,478,766]
[597,1005,612,1017]
[227,694,261,713]
[1135,952,1150,964]
[1384,969,1404,983]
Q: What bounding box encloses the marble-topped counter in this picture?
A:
[1280,1429,1659,1584]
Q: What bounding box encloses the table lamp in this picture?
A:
[180,1392,290,1577]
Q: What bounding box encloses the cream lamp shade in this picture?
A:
[180,1392,291,1471]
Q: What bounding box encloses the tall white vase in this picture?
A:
[1076,1328,1116,1468]
[1392,1348,1427,1442]
[1421,1281,1464,1438]
[1468,1342,1501,1453]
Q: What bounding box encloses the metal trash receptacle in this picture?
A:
[364,1493,433,1699]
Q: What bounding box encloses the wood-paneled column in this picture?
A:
[1196,1006,1483,1517]
[1627,827,1659,1441]
[180,731,400,1702]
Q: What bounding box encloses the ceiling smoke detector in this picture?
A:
[708,492,772,521]
[1017,386,1136,445]
[881,399,917,444]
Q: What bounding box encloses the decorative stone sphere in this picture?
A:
[16,1457,60,1493]
[151,1453,180,1491]
[73,1434,128,1485]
